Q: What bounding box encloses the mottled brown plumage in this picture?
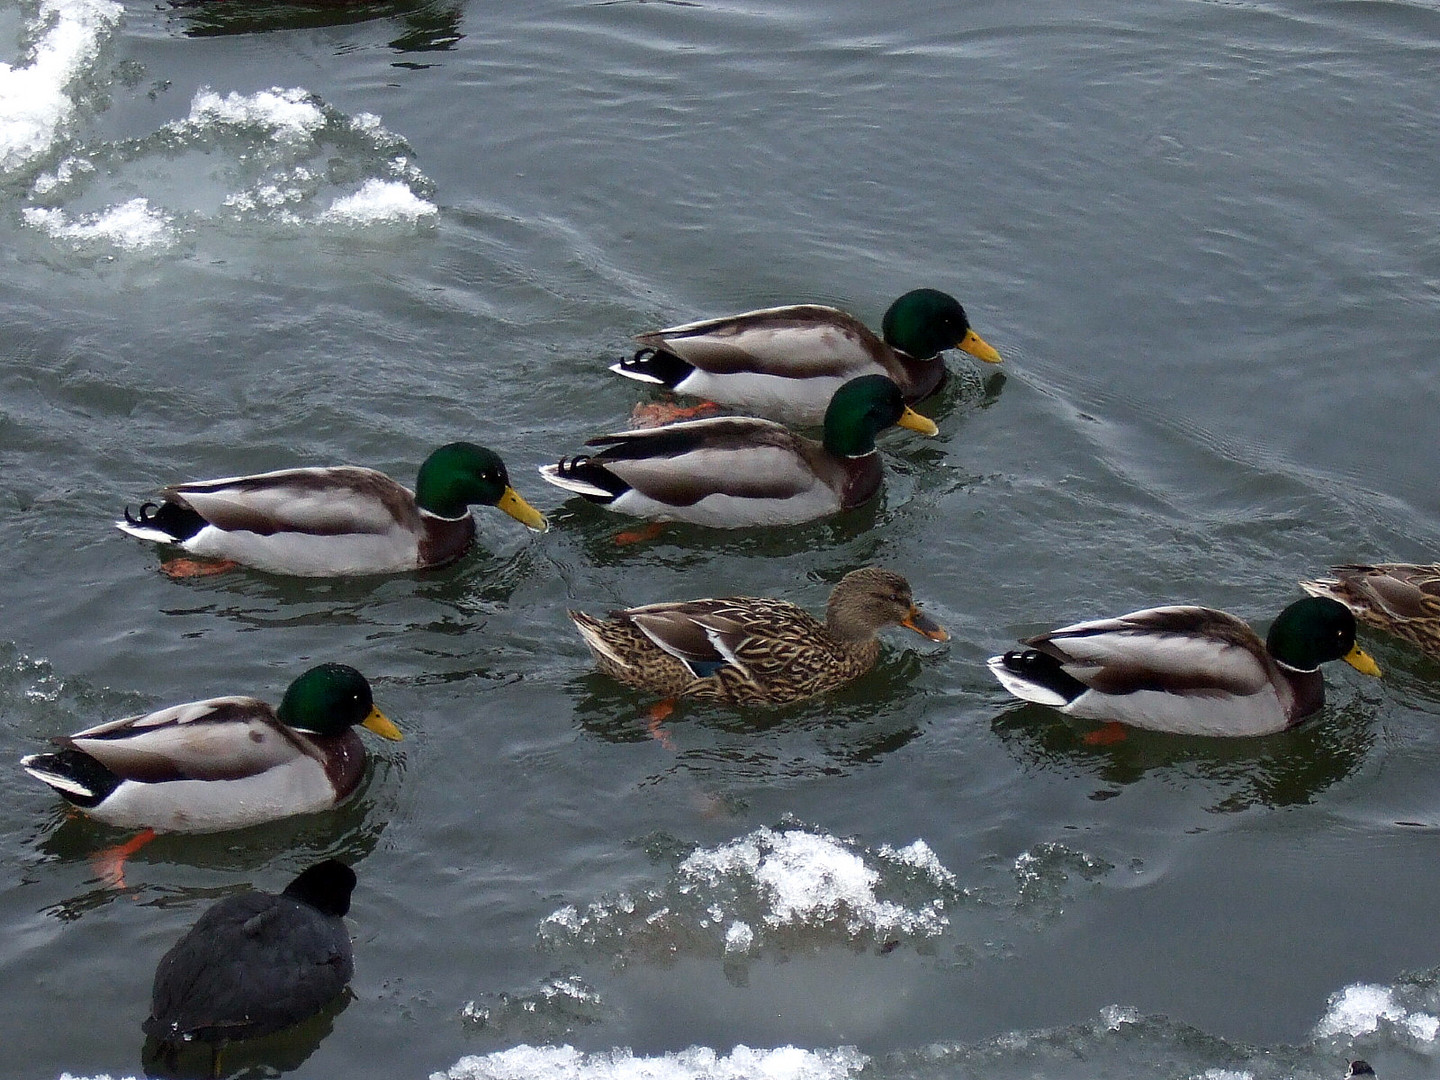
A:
[1301,563,1440,661]
[570,567,948,705]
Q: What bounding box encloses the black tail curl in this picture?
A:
[616,347,693,389]
[123,500,208,541]
[1000,649,1089,704]
[555,456,628,502]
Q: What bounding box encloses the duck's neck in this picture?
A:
[825,600,881,645]
[1278,661,1326,723]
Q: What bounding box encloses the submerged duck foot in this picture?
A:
[1081,722,1129,746]
[91,827,157,890]
[160,557,240,579]
[613,521,667,546]
[646,698,677,749]
[629,399,725,428]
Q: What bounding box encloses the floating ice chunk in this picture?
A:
[0,0,123,173]
[31,154,94,195]
[725,921,754,954]
[461,973,605,1038]
[318,178,438,226]
[1100,1004,1140,1030]
[540,825,959,961]
[879,839,958,886]
[187,87,326,141]
[1012,841,1114,919]
[20,85,435,247]
[22,197,175,251]
[1316,982,1440,1042]
[432,1044,869,1080]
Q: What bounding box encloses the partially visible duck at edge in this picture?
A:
[1301,562,1440,661]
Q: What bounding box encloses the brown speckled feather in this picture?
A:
[570,567,944,706]
[1301,563,1440,660]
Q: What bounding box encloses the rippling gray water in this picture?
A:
[2,0,1439,1077]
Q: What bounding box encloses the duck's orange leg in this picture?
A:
[161,557,239,579]
[614,521,666,546]
[91,828,156,889]
[1082,722,1128,746]
[646,699,677,750]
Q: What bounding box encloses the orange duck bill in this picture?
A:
[901,607,949,641]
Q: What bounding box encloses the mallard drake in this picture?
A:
[570,566,949,705]
[21,663,402,832]
[613,289,1002,425]
[1300,563,1440,661]
[144,859,356,1071]
[986,597,1381,736]
[539,375,937,528]
[116,441,547,576]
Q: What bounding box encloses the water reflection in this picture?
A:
[168,0,465,56]
[568,652,929,782]
[31,764,395,920]
[140,989,351,1079]
[990,701,1375,812]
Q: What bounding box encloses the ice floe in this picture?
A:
[20,84,436,252]
[540,826,963,962]
[0,0,121,174]
[433,1044,870,1080]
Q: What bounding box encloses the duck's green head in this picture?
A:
[1266,597,1382,676]
[278,663,403,741]
[415,442,548,530]
[881,289,1002,363]
[822,375,938,457]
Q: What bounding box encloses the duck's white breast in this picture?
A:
[184,525,422,576]
[610,485,842,528]
[89,757,343,832]
[1063,684,1291,737]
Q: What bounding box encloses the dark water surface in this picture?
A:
[2,0,1439,1077]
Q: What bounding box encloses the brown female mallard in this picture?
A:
[569,566,948,706]
[1301,563,1440,661]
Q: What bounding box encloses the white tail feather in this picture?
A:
[114,519,176,544]
[609,361,666,385]
[538,464,614,499]
[21,759,98,799]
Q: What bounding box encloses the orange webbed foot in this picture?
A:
[91,828,157,890]
[614,521,666,546]
[630,400,725,428]
[646,698,677,750]
[1082,722,1129,746]
[161,557,239,579]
